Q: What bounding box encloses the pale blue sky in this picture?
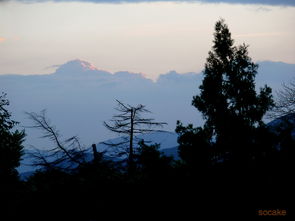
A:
[0,0,294,79]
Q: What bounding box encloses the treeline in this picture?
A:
[1,19,294,219]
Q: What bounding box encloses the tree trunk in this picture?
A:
[129,108,134,174]
[92,143,99,162]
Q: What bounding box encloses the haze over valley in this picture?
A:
[1,59,294,149]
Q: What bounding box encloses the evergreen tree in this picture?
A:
[177,19,274,168]
[0,93,25,185]
[176,121,211,170]
[136,140,173,181]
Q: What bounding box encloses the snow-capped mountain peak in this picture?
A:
[55,59,99,74]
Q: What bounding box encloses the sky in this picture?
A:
[0,0,295,80]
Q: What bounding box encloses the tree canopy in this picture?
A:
[0,93,25,185]
[177,19,274,168]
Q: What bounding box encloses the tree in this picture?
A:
[136,140,173,181]
[269,78,295,119]
[177,19,273,167]
[266,79,295,174]
[0,93,25,184]
[176,121,211,170]
[103,100,166,173]
[26,110,87,171]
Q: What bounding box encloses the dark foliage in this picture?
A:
[176,121,212,171]
[0,93,25,187]
[0,93,26,220]
[135,140,174,183]
[177,19,274,169]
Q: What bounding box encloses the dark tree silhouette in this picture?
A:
[176,121,211,170]
[266,79,295,175]
[26,110,87,171]
[103,100,166,173]
[136,140,173,181]
[177,19,274,168]
[0,93,25,185]
[269,78,295,119]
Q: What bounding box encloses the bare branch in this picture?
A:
[26,110,86,170]
[268,78,295,119]
[103,100,167,169]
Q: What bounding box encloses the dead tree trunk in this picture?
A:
[103,100,166,175]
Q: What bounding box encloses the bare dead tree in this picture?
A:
[103,100,166,173]
[26,110,87,171]
[269,79,295,119]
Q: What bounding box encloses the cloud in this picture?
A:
[0,37,6,43]
[44,64,61,70]
[255,6,272,12]
[1,0,295,6]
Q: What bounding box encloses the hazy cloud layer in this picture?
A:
[1,59,294,149]
[1,0,295,6]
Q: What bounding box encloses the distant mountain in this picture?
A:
[96,131,178,153]
[256,61,295,90]
[157,70,201,85]
[267,113,295,138]
[1,59,294,153]
[55,59,105,74]
[53,60,151,85]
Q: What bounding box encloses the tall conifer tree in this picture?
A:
[177,19,273,167]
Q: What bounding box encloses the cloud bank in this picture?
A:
[1,59,294,148]
[1,0,295,6]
